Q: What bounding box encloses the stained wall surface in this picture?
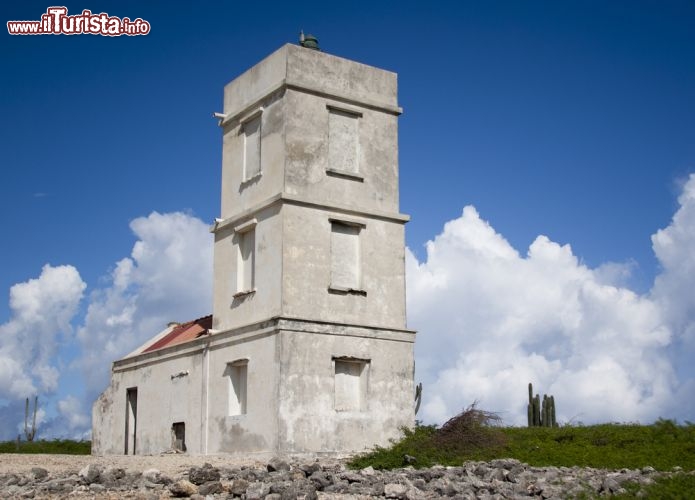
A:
[92,43,415,456]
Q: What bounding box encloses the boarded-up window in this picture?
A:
[237,227,255,293]
[328,109,358,174]
[334,358,369,411]
[330,222,360,290]
[243,115,261,180]
[226,360,248,416]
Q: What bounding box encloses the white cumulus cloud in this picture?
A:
[407,179,695,425]
[651,175,695,342]
[0,264,86,400]
[75,211,213,400]
[649,174,695,419]
[56,395,91,439]
[0,264,85,440]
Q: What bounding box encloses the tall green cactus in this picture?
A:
[24,396,37,442]
[414,382,423,416]
[527,383,557,427]
[527,383,533,426]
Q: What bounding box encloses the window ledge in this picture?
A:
[233,289,256,299]
[326,104,363,117]
[328,286,367,296]
[326,168,364,182]
[240,172,262,189]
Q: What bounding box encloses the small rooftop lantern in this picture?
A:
[299,30,320,50]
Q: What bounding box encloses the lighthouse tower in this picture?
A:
[92,41,415,456]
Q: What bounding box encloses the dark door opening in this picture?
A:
[172,422,186,452]
[124,388,138,454]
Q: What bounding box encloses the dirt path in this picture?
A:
[0,453,264,476]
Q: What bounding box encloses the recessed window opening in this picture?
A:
[330,221,362,292]
[226,359,248,416]
[328,108,359,175]
[236,226,255,294]
[334,358,369,412]
[242,114,261,180]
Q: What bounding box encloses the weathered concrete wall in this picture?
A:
[281,203,407,330]
[222,44,398,120]
[212,203,283,333]
[220,88,285,218]
[92,343,205,455]
[93,317,414,456]
[283,88,400,213]
[214,43,407,333]
[285,44,398,111]
[219,44,401,220]
[91,382,118,455]
[206,325,280,454]
[222,46,288,119]
[276,322,414,454]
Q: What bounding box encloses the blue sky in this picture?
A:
[1,1,694,437]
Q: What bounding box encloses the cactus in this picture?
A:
[24,396,38,442]
[414,382,423,416]
[527,383,533,427]
[527,383,558,427]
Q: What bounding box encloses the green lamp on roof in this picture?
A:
[299,30,320,50]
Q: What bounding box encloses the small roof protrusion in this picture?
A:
[299,30,320,51]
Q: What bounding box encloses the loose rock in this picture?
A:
[169,478,198,497]
[78,463,102,484]
[268,456,291,472]
[188,463,221,485]
[0,456,684,498]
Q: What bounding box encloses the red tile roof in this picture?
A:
[142,315,213,353]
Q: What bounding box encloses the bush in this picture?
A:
[0,439,91,455]
[615,473,695,499]
[348,403,508,469]
[433,402,507,453]
[348,409,695,472]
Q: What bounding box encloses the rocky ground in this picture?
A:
[0,454,686,499]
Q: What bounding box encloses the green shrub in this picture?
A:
[349,403,507,469]
[0,439,91,455]
[614,473,695,499]
[349,414,695,472]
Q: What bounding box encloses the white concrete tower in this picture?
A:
[208,43,415,454]
[92,42,415,457]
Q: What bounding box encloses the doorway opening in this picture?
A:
[124,387,138,454]
[172,422,186,452]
